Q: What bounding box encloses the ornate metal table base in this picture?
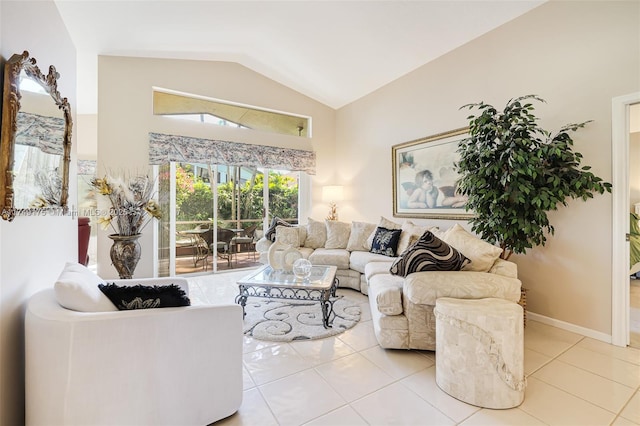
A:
[236,276,339,328]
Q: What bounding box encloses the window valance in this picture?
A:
[16,112,65,155]
[148,132,316,174]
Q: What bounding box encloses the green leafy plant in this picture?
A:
[456,95,612,260]
[173,166,298,225]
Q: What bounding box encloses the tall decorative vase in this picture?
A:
[108,234,142,279]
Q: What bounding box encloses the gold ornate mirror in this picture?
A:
[0,51,72,221]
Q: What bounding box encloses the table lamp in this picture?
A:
[322,185,344,221]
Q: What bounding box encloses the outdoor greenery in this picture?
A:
[456,95,612,260]
[174,164,298,227]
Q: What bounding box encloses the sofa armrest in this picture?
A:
[404,271,521,306]
[368,274,405,316]
[488,258,518,278]
[376,285,404,315]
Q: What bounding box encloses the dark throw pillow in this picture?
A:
[264,217,292,242]
[389,231,471,277]
[370,226,402,257]
[98,283,191,310]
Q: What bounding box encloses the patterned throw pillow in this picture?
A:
[389,231,471,277]
[324,220,351,249]
[370,227,402,257]
[442,223,503,272]
[265,217,292,242]
[346,221,377,251]
[275,225,300,247]
[98,284,191,310]
[304,217,327,249]
[396,221,439,255]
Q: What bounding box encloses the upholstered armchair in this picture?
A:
[25,264,243,425]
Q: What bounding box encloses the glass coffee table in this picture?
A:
[235,264,338,328]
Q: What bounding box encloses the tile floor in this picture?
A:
[188,270,640,426]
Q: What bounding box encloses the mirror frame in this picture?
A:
[0,51,72,221]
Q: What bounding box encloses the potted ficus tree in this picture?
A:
[456,95,612,260]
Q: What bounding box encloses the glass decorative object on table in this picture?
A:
[293,258,312,280]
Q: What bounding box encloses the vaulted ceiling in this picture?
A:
[54,0,545,114]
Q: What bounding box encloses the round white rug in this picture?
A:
[242,296,361,342]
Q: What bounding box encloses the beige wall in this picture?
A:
[631,132,640,208]
[336,1,639,336]
[0,1,77,425]
[77,113,97,161]
[97,56,336,278]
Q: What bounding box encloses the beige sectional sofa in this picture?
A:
[256,217,395,294]
[365,256,521,350]
[256,217,522,350]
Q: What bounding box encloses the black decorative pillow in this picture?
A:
[264,217,292,242]
[370,226,402,257]
[98,283,191,310]
[389,231,471,277]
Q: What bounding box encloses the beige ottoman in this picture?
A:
[434,297,526,409]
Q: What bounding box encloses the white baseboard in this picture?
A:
[527,311,613,345]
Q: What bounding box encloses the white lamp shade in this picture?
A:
[322,185,344,202]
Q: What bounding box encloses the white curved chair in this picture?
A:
[25,276,243,426]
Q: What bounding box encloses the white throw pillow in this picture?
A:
[442,224,503,272]
[366,216,402,249]
[324,220,351,249]
[396,221,439,255]
[275,225,301,248]
[54,262,117,312]
[346,221,377,252]
[304,217,327,249]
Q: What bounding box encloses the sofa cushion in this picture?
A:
[304,217,327,249]
[325,220,351,249]
[364,260,395,281]
[404,271,522,306]
[350,251,395,274]
[443,224,503,272]
[98,283,191,310]
[308,248,350,269]
[298,247,314,259]
[370,227,402,257]
[265,217,293,242]
[390,231,470,277]
[488,258,518,278]
[397,221,439,255]
[346,221,377,252]
[54,262,117,312]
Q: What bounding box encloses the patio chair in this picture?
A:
[232,224,258,261]
[215,228,237,267]
[177,230,210,270]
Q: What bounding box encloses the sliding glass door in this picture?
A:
[267,170,300,225]
[157,162,301,276]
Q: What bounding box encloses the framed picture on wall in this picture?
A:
[392,127,474,220]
